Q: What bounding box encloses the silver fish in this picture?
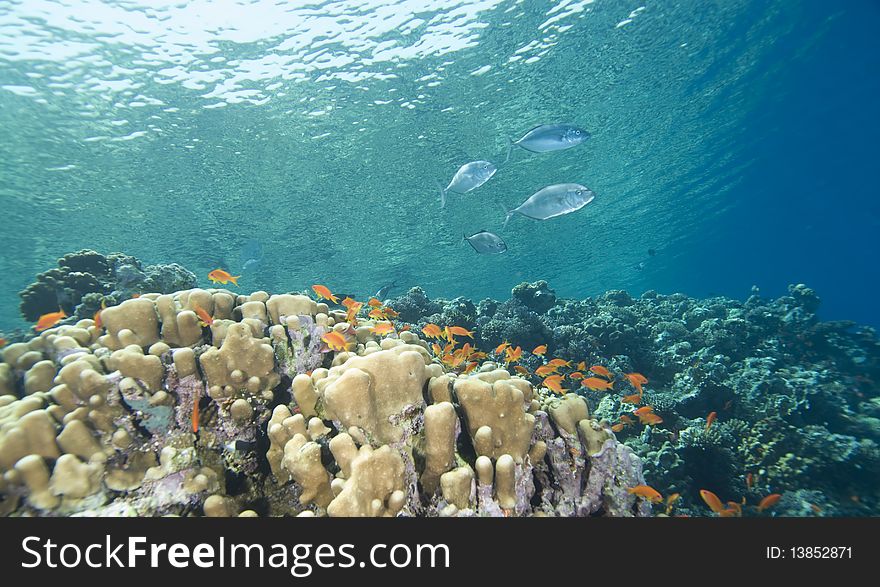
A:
[505,123,590,162]
[439,160,497,208]
[463,230,508,254]
[375,281,397,300]
[503,183,595,228]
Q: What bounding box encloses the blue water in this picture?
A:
[0,0,878,329]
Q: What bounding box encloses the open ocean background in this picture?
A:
[1,0,878,329]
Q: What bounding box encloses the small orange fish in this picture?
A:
[581,377,614,391]
[368,308,387,320]
[633,406,654,416]
[746,473,754,491]
[504,346,522,364]
[619,415,635,426]
[446,326,474,339]
[370,322,396,336]
[431,343,443,356]
[512,365,529,377]
[368,298,382,308]
[321,330,351,352]
[576,361,587,371]
[463,362,479,374]
[725,501,743,517]
[0,337,6,348]
[341,297,359,309]
[568,371,584,380]
[705,411,717,432]
[589,365,612,379]
[757,493,782,512]
[208,269,240,286]
[399,324,411,332]
[700,489,726,514]
[665,493,681,515]
[625,372,648,394]
[810,503,823,515]
[640,413,664,425]
[470,351,488,360]
[611,423,626,433]
[383,307,399,318]
[35,310,67,332]
[532,344,547,356]
[535,364,558,377]
[192,387,200,434]
[627,485,663,504]
[495,341,510,355]
[193,304,214,326]
[548,358,571,368]
[312,284,339,304]
[621,393,642,404]
[542,374,566,395]
[422,323,443,338]
[93,306,104,331]
[131,293,141,298]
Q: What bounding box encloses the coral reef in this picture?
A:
[18,250,197,323]
[0,283,648,517]
[2,271,877,517]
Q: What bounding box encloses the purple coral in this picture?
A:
[286,314,327,375]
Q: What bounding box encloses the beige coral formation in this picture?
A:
[0,285,647,518]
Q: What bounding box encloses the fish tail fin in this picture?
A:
[437,180,447,209]
[504,137,514,164]
[501,203,514,229]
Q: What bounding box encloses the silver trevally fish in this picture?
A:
[505,123,590,162]
[439,160,497,208]
[503,183,595,228]
[463,230,508,254]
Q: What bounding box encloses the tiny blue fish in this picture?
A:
[503,183,595,228]
[439,161,497,208]
[463,230,508,254]
[506,123,590,162]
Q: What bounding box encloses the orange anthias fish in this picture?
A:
[446,326,475,339]
[611,423,626,433]
[621,393,642,405]
[341,297,358,309]
[368,298,382,308]
[495,341,510,355]
[93,300,106,330]
[192,387,200,434]
[370,322,396,336]
[757,493,782,512]
[639,412,664,426]
[513,365,530,377]
[321,331,351,352]
[568,371,584,380]
[463,362,479,374]
[208,269,241,286]
[35,310,67,332]
[705,411,718,432]
[627,485,663,504]
[383,307,399,318]
[746,473,754,491]
[619,414,635,426]
[504,346,522,364]
[625,372,648,393]
[548,358,571,368]
[422,324,443,339]
[535,364,558,377]
[542,374,566,395]
[700,489,726,514]
[0,337,6,348]
[368,308,387,320]
[312,284,339,304]
[589,365,612,380]
[576,361,587,371]
[532,344,548,356]
[665,493,681,515]
[581,377,614,392]
[193,304,214,326]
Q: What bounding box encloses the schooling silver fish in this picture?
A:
[505,123,590,162]
[463,230,508,254]
[503,183,595,228]
[439,160,497,208]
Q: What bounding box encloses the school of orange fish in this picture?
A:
[23,273,790,516]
